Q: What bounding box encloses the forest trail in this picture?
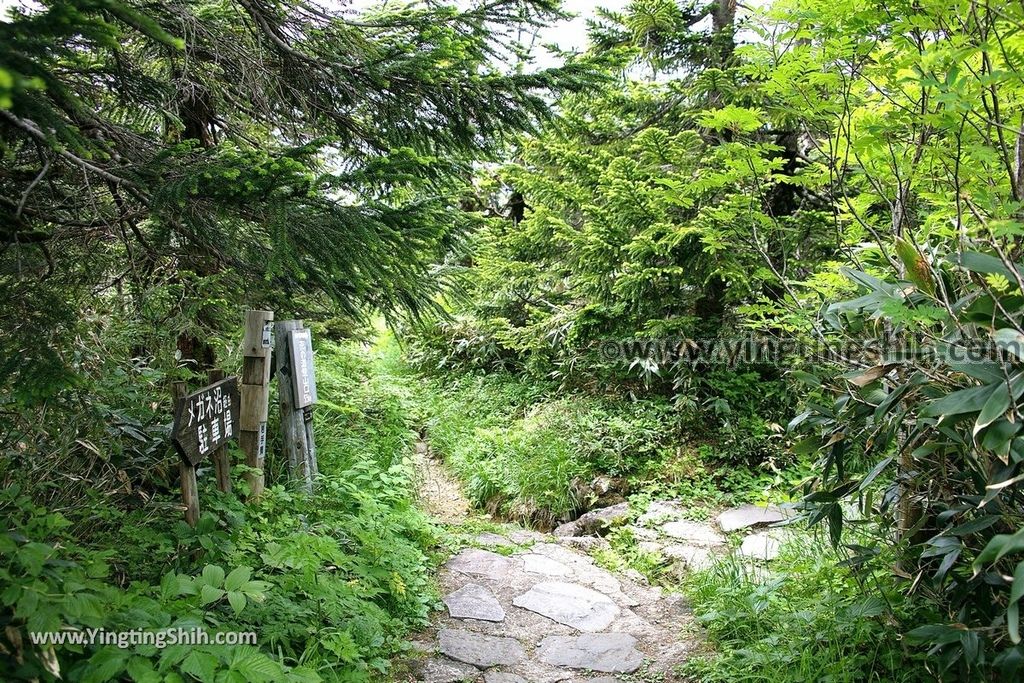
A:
[399,439,700,682]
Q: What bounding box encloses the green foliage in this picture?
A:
[1,341,436,682]
[13,0,1024,680]
[407,364,690,526]
[683,533,933,683]
[0,0,601,405]
[405,2,826,469]
[734,0,1024,675]
[795,251,1024,678]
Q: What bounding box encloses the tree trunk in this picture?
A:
[712,0,737,66]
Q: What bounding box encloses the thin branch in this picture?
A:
[0,110,142,190]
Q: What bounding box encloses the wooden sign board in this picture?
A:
[172,377,241,466]
[289,329,317,409]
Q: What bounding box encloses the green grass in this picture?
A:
[403,355,691,527]
[680,531,934,683]
[387,330,815,529]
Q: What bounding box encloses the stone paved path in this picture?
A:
[408,534,694,682]
[400,439,791,682]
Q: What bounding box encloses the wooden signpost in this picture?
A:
[171,375,241,525]
[169,310,319,519]
[289,328,318,409]
[275,320,318,493]
[239,310,274,500]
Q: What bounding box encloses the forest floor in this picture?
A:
[392,436,706,682]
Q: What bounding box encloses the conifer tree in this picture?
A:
[0,0,598,392]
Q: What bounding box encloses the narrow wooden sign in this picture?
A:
[289,328,318,409]
[172,377,241,466]
[276,321,318,493]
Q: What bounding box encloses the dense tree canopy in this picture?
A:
[0,0,598,397]
[9,0,1024,680]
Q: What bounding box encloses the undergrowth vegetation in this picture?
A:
[407,356,806,529]
[2,341,436,682]
[682,534,934,683]
[8,0,1024,679]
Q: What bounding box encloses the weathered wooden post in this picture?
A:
[173,381,199,526]
[207,368,231,493]
[171,376,240,525]
[275,320,318,493]
[239,310,273,500]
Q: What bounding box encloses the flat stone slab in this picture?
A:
[507,529,547,544]
[512,581,619,631]
[637,500,684,526]
[660,520,725,547]
[739,531,782,560]
[438,629,526,668]
[558,536,610,552]
[536,633,644,673]
[483,674,526,683]
[522,553,572,577]
[662,544,714,571]
[446,548,512,579]
[474,532,514,547]
[444,583,506,622]
[575,502,630,535]
[718,504,786,533]
[417,656,481,682]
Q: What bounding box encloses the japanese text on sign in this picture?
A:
[289,329,317,409]
[172,377,241,465]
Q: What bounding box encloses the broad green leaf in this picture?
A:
[951,251,1016,280]
[859,456,893,491]
[199,584,224,605]
[962,629,981,662]
[126,656,160,683]
[922,383,997,418]
[975,374,1024,434]
[230,647,280,682]
[994,329,1024,360]
[974,528,1024,569]
[981,419,1021,458]
[82,648,130,683]
[180,650,218,682]
[950,515,1000,536]
[224,566,252,592]
[946,361,1006,383]
[227,590,246,614]
[1012,603,1021,645]
[1012,562,1024,605]
[201,564,225,587]
[286,666,323,683]
[906,623,965,645]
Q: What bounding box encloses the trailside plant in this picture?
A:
[796,247,1024,679]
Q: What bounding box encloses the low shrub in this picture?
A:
[1,341,437,682]
[411,366,695,526]
[682,532,933,683]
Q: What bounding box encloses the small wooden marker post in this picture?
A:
[173,382,199,526]
[275,320,318,493]
[239,310,273,500]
